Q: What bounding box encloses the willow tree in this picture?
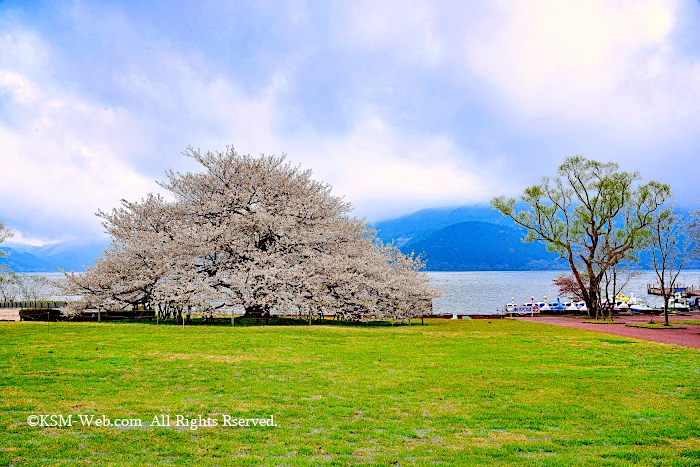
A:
[491,156,670,318]
[0,220,11,254]
[0,221,17,302]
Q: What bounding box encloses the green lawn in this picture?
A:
[626,324,687,330]
[1,319,699,466]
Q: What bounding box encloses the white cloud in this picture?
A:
[313,116,494,218]
[4,0,699,245]
[0,26,497,242]
[4,230,58,247]
[334,0,442,66]
[0,33,161,240]
[334,0,700,144]
[328,0,700,193]
[462,0,700,139]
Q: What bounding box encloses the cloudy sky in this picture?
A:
[1,0,699,245]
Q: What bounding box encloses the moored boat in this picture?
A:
[627,293,657,313]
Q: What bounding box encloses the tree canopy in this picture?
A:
[491,155,670,317]
[61,147,440,322]
[0,220,17,301]
[0,220,12,257]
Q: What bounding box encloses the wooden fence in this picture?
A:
[0,301,67,309]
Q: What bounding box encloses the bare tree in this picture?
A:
[0,265,19,302]
[648,207,695,326]
[16,274,50,301]
[691,207,700,257]
[601,262,642,320]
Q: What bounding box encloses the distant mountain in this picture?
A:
[0,248,51,272]
[0,239,109,272]
[373,205,508,247]
[400,221,567,271]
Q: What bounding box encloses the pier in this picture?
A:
[647,284,700,297]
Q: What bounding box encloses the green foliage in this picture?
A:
[491,156,671,316]
[1,319,699,465]
[0,220,12,258]
[625,323,687,329]
[581,320,624,324]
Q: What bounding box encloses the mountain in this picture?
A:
[0,239,109,272]
[373,205,508,247]
[0,248,52,272]
[401,221,567,271]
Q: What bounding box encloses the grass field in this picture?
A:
[625,323,688,330]
[1,319,699,466]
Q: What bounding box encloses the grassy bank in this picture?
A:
[1,319,699,466]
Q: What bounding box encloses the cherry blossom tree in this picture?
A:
[552,272,585,302]
[60,147,440,322]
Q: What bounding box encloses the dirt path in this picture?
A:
[515,314,700,349]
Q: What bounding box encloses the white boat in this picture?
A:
[505,302,539,314]
[627,293,657,313]
[601,293,630,311]
[563,300,587,312]
[666,293,690,312]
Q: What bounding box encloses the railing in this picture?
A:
[647,285,700,297]
[0,301,67,309]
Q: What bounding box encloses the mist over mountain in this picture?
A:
[2,205,695,273]
[372,205,699,271]
[373,205,509,247]
[371,205,565,271]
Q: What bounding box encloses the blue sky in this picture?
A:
[1,0,700,245]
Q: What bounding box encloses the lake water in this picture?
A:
[427,270,700,315]
[22,270,700,316]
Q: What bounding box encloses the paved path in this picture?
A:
[0,309,20,321]
[515,314,700,349]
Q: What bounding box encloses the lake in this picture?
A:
[21,270,700,316]
[427,270,700,315]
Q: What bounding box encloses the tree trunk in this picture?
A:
[586,280,600,319]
